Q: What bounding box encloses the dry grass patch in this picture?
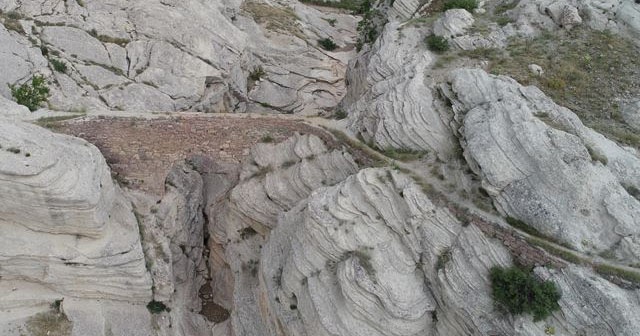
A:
[463,28,640,147]
[25,308,72,336]
[242,2,303,38]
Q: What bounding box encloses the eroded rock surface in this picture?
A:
[343,22,457,157]
[0,0,358,113]
[0,120,152,301]
[442,68,640,261]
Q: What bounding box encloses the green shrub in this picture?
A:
[9,75,50,112]
[318,38,338,51]
[146,300,169,314]
[260,134,274,143]
[334,109,347,119]
[249,65,266,81]
[426,35,449,52]
[490,266,561,321]
[443,0,478,11]
[50,58,68,73]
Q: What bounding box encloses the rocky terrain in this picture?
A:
[1,0,640,335]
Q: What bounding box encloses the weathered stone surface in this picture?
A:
[0,120,152,300]
[100,83,176,111]
[0,25,47,98]
[433,9,474,38]
[0,94,30,117]
[344,22,458,157]
[442,68,640,261]
[207,133,359,334]
[621,100,640,131]
[0,0,358,113]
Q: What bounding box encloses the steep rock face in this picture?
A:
[129,159,215,335]
[343,22,457,157]
[207,134,359,335]
[260,167,511,336]
[442,68,640,261]
[260,167,640,335]
[0,0,358,113]
[0,120,151,301]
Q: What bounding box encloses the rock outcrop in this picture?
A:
[343,21,457,157]
[442,68,640,261]
[0,0,358,113]
[0,120,152,300]
[207,133,359,334]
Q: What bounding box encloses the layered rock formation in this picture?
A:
[343,21,457,157]
[207,133,359,334]
[0,120,152,301]
[442,68,640,262]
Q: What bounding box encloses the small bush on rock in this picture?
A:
[426,35,449,52]
[318,38,338,51]
[9,75,50,112]
[147,300,169,314]
[50,58,68,73]
[443,0,478,11]
[490,266,561,321]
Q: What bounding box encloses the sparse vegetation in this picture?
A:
[147,300,169,314]
[36,114,85,129]
[50,58,68,73]
[443,0,477,11]
[323,17,337,27]
[623,184,640,200]
[242,2,302,37]
[594,263,640,285]
[9,75,50,111]
[380,147,427,161]
[249,66,266,81]
[490,266,561,321]
[355,0,384,51]
[318,37,338,51]
[25,302,72,336]
[89,28,130,46]
[436,248,451,270]
[6,147,21,154]
[299,0,366,11]
[260,134,275,143]
[467,28,640,148]
[239,226,258,239]
[426,35,449,53]
[493,0,519,15]
[333,109,347,120]
[586,145,608,165]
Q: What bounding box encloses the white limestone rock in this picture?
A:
[207,134,359,334]
[0,0,358,113]
[0,120,152,301]
[433,9,475,38]
[0,94,30,117]
[343,22,458,158]
[621,100,640,131]
[442,68,640,261]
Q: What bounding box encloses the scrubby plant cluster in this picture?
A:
[318,38,338,51]
[443,0,478,11]
[9,75,50,111]
[426,35,449,52]
[490,266,561,321]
